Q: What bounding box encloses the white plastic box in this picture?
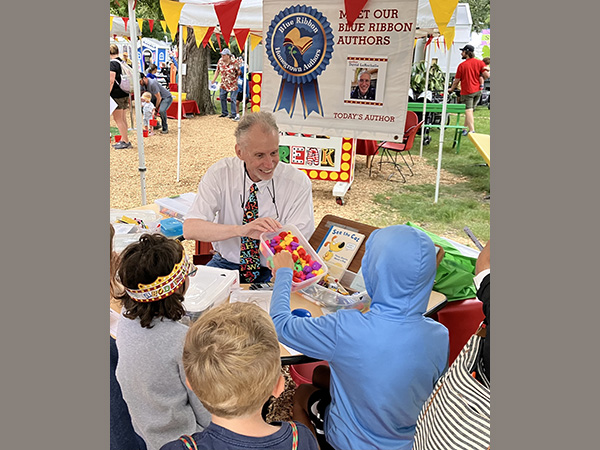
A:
[154,192,197,220]
[183,265,240,322]
[260,224,328,291]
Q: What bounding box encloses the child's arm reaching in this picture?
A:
[269,251,338,361]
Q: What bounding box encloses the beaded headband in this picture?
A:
[124,253,193,302]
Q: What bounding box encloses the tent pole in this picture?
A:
[434,40,453,203]
[242,36,249,116]
[128,0,147,205]
[419,37,432,158]
[177,25,183,182]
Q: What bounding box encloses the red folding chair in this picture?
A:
[435,298,485,366]
[371,111,423,181]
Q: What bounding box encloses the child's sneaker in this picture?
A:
[462,129,469,136]
[232,115,240,121]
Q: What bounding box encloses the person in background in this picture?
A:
[269,225,449,450]
[146,63,159,79]
[448,44,489,135]
[115,234,211,450]
[140,72,173,134]
[212,48,240,119]
[480,57,490,90]
[159,302,319,450]
[233,62,250,122]
[160,62,169,77]
[183,111,315,284]
[141,92,156,136]
[122,51,133,67]
[110,44,133,149]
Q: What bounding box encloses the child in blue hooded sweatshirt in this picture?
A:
[270,225,449,450]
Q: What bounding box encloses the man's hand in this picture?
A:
[241,217,282,239]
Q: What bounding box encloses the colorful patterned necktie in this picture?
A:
[240,183,261,283]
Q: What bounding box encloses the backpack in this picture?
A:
[116,59,134,93]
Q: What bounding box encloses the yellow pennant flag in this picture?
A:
[429,0,459,35]
[443,27,455,50]
[249,33,262,51]
[137,19,144,33]
[160,0,185,41]
[160,20,168,33]
[182,26,188,43]
[208,38,216,52]
[110,16,114,31]
[193,26,210,48]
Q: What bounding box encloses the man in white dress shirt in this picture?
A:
[183,111,315,283]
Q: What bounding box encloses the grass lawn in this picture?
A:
[371,106,490,243]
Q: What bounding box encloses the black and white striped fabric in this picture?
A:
[412,331,490,450]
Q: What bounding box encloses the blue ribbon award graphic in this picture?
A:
[265,5,334,119]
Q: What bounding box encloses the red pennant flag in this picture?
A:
[113,34,117,40]
[148,19,154,32]
[214,0,242,44]
[202,27,215,48]
[344,0,369,27]
[425,35,434,48]
[216,32,222,51]
[122,17,129,30]
[233,28,250,52]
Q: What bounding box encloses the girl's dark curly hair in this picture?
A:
[116,233,187,328]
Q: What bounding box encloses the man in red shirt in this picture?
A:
[448,45,490,135]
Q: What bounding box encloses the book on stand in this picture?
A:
[316,225,365,279]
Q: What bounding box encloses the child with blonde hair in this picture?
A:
[160,302,319,450]
[141,91,156,136]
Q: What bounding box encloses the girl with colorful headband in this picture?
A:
[114,233,211,450]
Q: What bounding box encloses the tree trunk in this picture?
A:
[182,28,215,115]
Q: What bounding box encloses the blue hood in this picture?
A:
[362,225,437,319]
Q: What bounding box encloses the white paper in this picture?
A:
[280,342,302,356]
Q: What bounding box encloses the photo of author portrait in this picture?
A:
[350,69,377,100]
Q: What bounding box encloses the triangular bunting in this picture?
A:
[160,0,185,41]
[110,16,114,31]
[137,19,144,33]
[148,19,154,32]
[233,28,250,52]
[160,20,167,33]
[216,32,222,51]
[443,27,455,50]
[202,27,215,48]
[208,37,216,52]
[182,26,188,43]
[429,0,459,35]
[249,33,262,51]
[344,0,369,28]
[214,0,242,44]
[193,26,210,48]
[122,17,129,31]
[425,35,434,48]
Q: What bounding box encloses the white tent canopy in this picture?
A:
[110,14,142,37]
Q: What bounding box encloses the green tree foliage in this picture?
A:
[465,0,490,33]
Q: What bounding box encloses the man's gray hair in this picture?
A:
[234,112,279,146]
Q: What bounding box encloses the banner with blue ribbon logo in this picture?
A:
[265,5,334,119]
